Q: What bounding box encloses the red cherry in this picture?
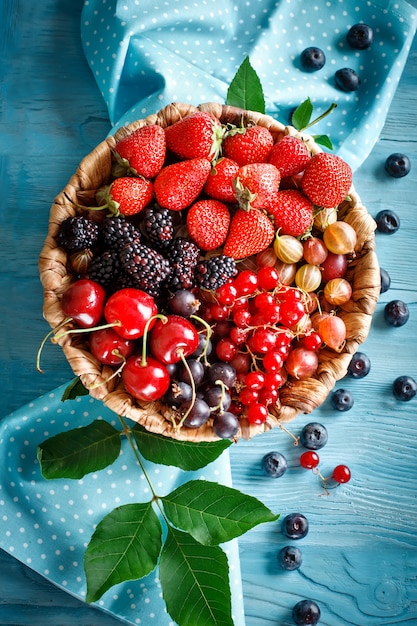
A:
[332,464,351,484]
[61,279,106,328]
[122,354,170,402]
[149,314,199,364]
[104,288,158,339]
[89,327,135,365]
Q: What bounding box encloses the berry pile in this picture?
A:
[49,106,373,439]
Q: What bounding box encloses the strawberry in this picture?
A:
[301,152,352,208]
[223,208,275,260]
[222,124,274,166]
[112,124,166,178]
[164,111,225,162]
[186,199,230,251]
[268,189,314,238]
[203,157,239,203]
[95,177,154,217]
[154,157,211,211]
[233,163,281,212]
[268,135,311,178]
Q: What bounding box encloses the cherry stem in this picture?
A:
[36,317,73,373]
[52,320,122,343]
[175,351,196,431]
[140,314,167,368]
[301,102,338,131]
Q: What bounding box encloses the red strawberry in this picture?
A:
[112,124,166,178]
[164,111,225,162]
[268,135,311,178]
[223,208,275,260]
[301,152,352,208]
[186,199,230,251]
[233,163,281,212]
[268,189,314,237]
[222,125,274,166]
[154,157,211,211]
[96,176,153,217]
[203,157,239,203]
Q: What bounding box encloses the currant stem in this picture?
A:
[276,420,300,446]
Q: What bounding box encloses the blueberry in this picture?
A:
[384,300,409,327]
[375,209,400,234]
[331,388,354,411]
[385,153,411,178]
[262,451,288,478]
[347,23,374,49]
[300,47,326,71]
[334,67,361,91]
[380,268,391,294]
[348,352,371,378]
[300,422,328,450]
[393,375,417,401]
[292,599,321,625]
[277,545,303,571]
[282,513,309,540]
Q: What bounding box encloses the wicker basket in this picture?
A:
[38,102,380,442]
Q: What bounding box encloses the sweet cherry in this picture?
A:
[149,314,199,364]
[61,279,106,328]
[89,327,135,365]
[104,288,158,339]
[122,354,170,402]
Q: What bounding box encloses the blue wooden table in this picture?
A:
[1,1,416,624]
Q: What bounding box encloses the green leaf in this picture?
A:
[161,479,279,546]
[85,502,162,603]
[132,424,231,471]
[160,525,233,626]
[37,420,121,479]
[313,134,334,150]
[226,56,265,114]
[61,376,89,401]
[291,97,313,131]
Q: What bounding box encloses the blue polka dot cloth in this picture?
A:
[81,0,416,170]
[0,385,245,626]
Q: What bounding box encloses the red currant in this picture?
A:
[257,265,280,291]
[247,402,269,424]
[299,450,320,470]
[262,351,284,372]
[247,327,277,354]
[239,387,259,406]
[215,338,238,362]
[215,282,238,306]
[234,269,258,296]
[244,370,265,390]
[332,464,351,484]
[303,331,323,351]
[280,299,305,327]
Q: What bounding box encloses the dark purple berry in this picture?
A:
[385,153,411,178]
[207,362,237,389]
[292,599,321,625]
[180,397,211,428]
[278,545,302,571]
[282,513,309,540]
[177,359,206,386]
[393,375,417,401]
[348,352,371,378]
[380,268,391,294]
[335,68,361,91]
[347,23,373,49]
[213,411,239,439]
[204,386,232,412]
[331,388,354,411]
[163,381,192,406]
[384,300,409,327]
[168,289,201,317]
[262,451,288,478]
[300,47,326,71]
[300,422,328,450]
[375,209,400,234]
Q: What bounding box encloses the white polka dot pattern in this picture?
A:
[0,384,245,626]
[80,0,417,170]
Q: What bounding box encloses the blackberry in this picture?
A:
[100,216,141,251]
[194,255,237,290]
[57,216,99,251]
[88,250,120,290]
[165,237,200,290]
[119,239,170,297]
[142,206,174,249]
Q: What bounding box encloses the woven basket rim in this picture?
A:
[38,101,381,442]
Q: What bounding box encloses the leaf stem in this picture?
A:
[118,415,159,501]
[301,103,337,131]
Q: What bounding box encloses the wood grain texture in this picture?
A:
[1,0,416,625]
